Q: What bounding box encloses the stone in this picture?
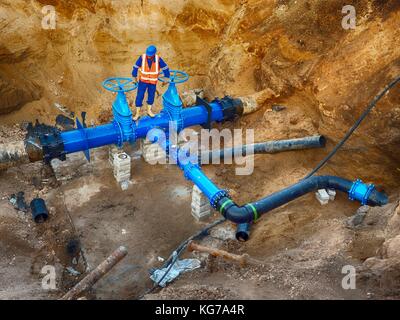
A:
[209,225,236,241]
[382,235,400,259]
[180,88,204,107]
[346,207,369,229]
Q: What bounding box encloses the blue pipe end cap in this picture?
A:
[349,179,375,206]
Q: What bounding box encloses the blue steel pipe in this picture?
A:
[61,123,119,154]
[182,164,223,200]
[148,129,224,201]
[26,75,243,163]
[133,102,225,140]
[59,99,231,158]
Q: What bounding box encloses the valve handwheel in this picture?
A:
[102,77,138,93]
[158,70,189,84]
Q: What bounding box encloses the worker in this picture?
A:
[131,45,170,121]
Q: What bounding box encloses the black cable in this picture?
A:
[135,217,226,300]
[303,75,400,180]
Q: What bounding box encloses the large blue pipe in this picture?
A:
[182,164,222,200]
[31,78,242,163]
[133,102,225,140]
[148,129,223,201]
[62,123,119,154]
[59,98,230,158]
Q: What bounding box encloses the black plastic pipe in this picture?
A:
[30,198,49,223]
[200,135,326,163]
[236,223,251,242]
[216,176,388,224]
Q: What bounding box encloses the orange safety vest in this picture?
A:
[139,54,160,85]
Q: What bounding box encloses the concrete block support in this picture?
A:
[315,189,330,205]
[140,140,167,164]
[110,149,131,190]
[191,185,212,221]
[109,145,122,166]
[51,152,92,182]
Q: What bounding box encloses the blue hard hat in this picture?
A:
[146,45,157,56]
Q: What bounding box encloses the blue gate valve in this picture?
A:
[102,77,138,146]
[158,70,189,133]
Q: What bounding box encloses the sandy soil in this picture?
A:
[0,121,399,300]
[0,0,399,300]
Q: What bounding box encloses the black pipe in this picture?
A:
[200,135,326,164]
[218,96,244,121]
[30,198,49,223]
[236,223,251,242]
[216,176,388,224]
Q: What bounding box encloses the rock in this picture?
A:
[346,206,370,228]
[272,105,286,112]
[361,256,400,294]
[381,235,400,259]
[209,224,236,241]
[357,206,370,214]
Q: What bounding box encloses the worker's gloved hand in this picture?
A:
[134,77,138,84]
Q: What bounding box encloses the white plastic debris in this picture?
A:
[315,189,330,205]
[66,266,81,276]
[150,252,201,287]
[9,197,17,206]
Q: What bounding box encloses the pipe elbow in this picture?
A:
[216,197,255,224]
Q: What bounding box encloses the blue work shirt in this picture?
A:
[132,55,170,78]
